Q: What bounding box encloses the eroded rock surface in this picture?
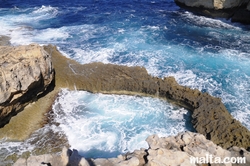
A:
[2,44,250,166]
[175,0,250,24]
[0,44,54,127]
[43,45,250,150]
[14,132,250,166]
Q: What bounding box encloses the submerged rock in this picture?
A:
[0,35,11,46]
[0,44,55,128]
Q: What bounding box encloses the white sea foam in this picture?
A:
[32,5,58,15]
[0,1,249,163]
[52,89,190,158]
[181,11,241,30]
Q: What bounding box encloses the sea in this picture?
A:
[0,0,250,165]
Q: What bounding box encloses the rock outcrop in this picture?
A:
[176,0,249,9]
[174,0,250,24]
[42,45,250,150]
[14,132,250,166]
[0,44,55,127]
[1,44,250,165]
[1,45,250,149]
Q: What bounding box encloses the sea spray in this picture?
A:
[51,89,192,158]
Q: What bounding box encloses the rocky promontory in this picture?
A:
[43,45,250,150]
[0,44,250,165]
[174,0,250,24]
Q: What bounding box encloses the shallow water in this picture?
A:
[0,0,250,164]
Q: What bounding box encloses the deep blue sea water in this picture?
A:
[0,0,250,164]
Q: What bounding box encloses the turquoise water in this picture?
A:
[0,0,250,163]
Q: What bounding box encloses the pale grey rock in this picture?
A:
[228,146,250,166]
[61,146,71,165]
[147,148,194,166]
[13,132,250,166]
[61,147,90,166]
[214,0,246,9]
[146,132,249,166]
[13,154,63,166]
[13,158,26,166]
[0,44,54,127]
[116,157,140,166]
[92,158,115,166]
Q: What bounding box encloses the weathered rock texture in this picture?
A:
[14,132,250,166]
[175,0,249,9]
[0,44,54,127]
[1,44,250,165]
[0,35,11,46]
[175,0,250,24]
[42,45,250,150]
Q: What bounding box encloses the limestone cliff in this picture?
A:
[0,44,55,127]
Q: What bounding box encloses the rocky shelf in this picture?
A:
[14,132,250,166]
[0,44,250,165]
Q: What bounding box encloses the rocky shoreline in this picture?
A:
[0,44,249,165]
[174,0,250,24]
[14,132,250,166]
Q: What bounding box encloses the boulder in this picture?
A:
[14,132,250,166]
[145,132,250,166]
[0,44,55,127]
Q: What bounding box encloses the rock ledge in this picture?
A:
[14,132,250,166]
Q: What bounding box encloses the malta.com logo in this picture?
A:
[190,153,246,164]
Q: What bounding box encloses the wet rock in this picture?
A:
[174,0,250,24]
[1,44,250,157]
[44,45,250,150]
[0,35,11,46]
[0,44,55,127]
